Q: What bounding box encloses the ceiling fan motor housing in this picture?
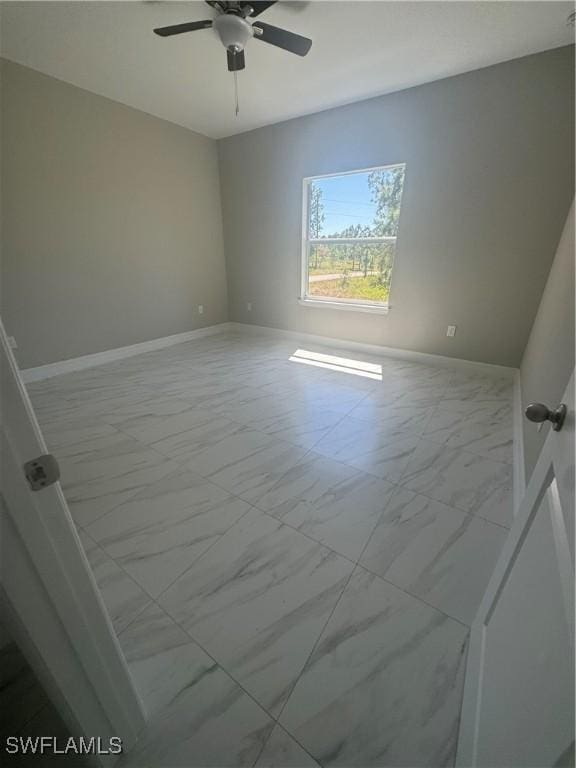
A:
[213,13,253,52]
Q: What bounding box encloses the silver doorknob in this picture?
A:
[525,402,567,432]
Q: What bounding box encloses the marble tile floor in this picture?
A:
[26,330,515,767]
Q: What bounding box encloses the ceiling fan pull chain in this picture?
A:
[234,70,240,116]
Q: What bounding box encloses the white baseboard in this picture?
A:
[22,319,518,385]
[229,322,517,380]
[512,369,526,515]
[21,323,233,383]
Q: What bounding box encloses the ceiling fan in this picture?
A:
[153,1,312,73]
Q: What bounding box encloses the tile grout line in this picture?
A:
[354,561,472,631]
[258,482,427,754]
[77,526,156,635]
[79,483,420,763]
[90,480,475,639]
[349,481,474,629]
[250,721,321,768]
[268,563,358,741]
[119,390,511,528]
[64,413,510,599]
[79,522,303,758]
[124,582,311,759]
[76,412,510,630]
[79,450,503,665]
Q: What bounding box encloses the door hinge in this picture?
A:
[24,454,60,491]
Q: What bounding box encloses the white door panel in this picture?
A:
[0,318,145,759]
[457,372,574,768]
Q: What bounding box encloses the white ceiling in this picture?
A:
[1,1,573,139]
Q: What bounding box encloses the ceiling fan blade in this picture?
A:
[239,1,277,17]
[154,20,213,37]
[252,21,312,56]
[227,49,246,72]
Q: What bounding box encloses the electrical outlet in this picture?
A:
[446,325,457,338]
[247,302,252,312]
[7,336,17,350]
[198,305,204,315]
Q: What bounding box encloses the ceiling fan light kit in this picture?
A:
[213,13,253,53]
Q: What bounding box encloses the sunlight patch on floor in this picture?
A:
[289,348,383,380]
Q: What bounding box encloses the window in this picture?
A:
[301,164,406,312]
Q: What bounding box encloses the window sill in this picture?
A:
[298,298,391,315]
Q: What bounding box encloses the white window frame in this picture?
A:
[299,163,406,314]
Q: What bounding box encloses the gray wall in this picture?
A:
[520,200,574,478]
[219,46,574,367]
[1,59,228,369]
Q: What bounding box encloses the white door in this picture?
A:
[457,372,574,768]
[0,318,145,762]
